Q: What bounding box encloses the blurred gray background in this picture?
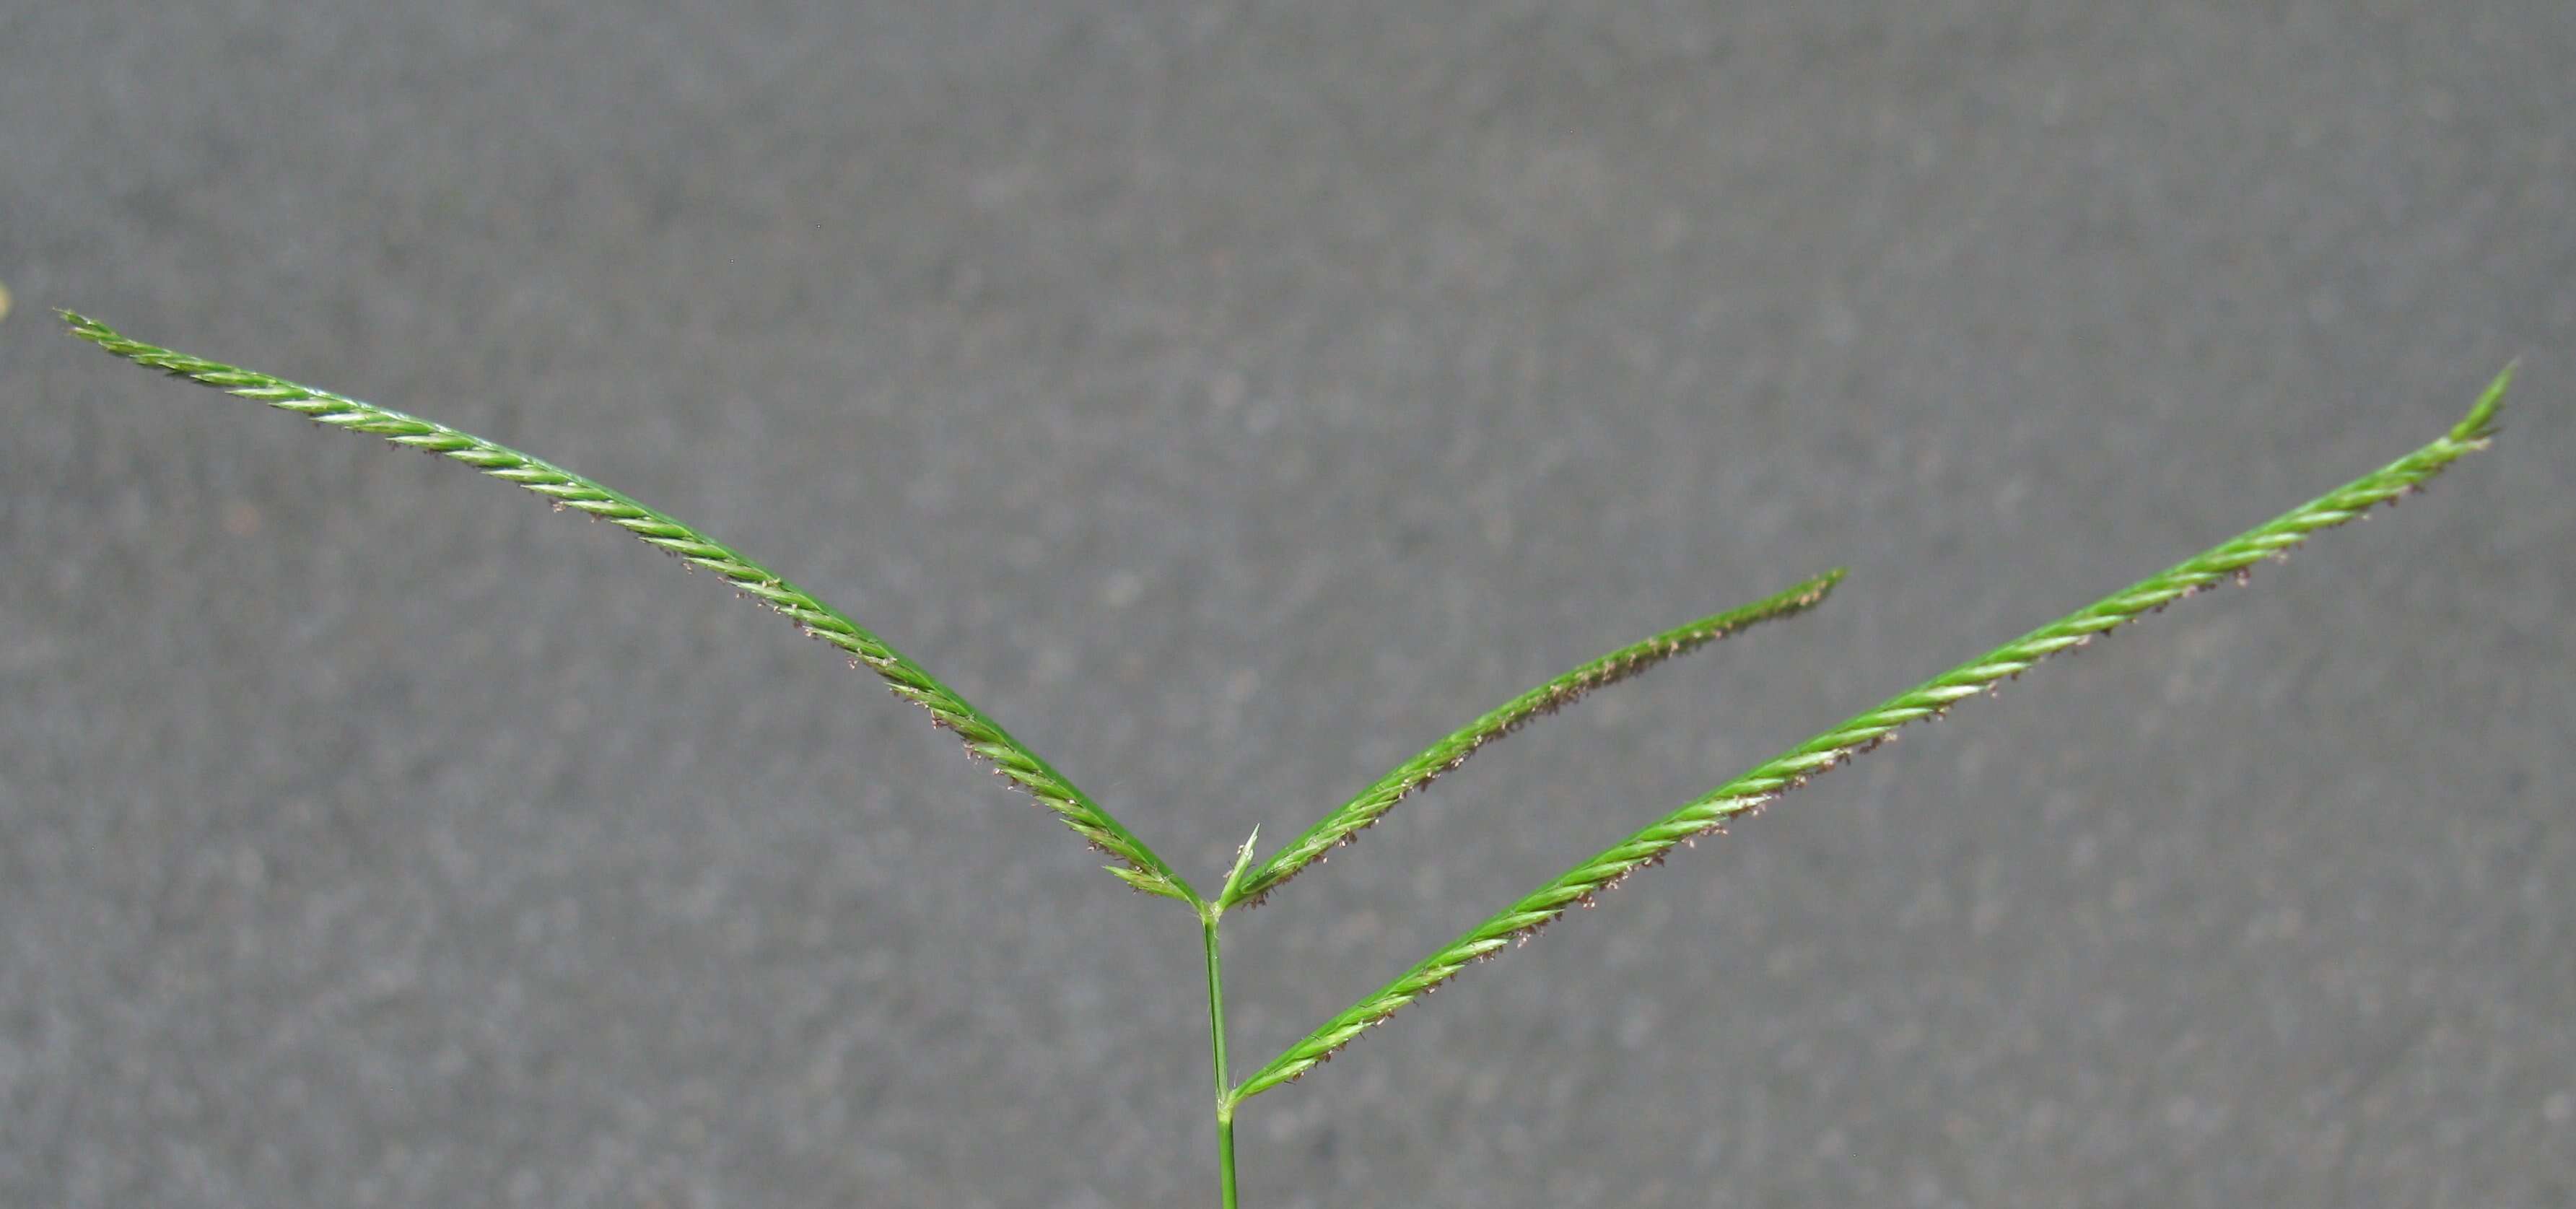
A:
[4,2,2569,1206]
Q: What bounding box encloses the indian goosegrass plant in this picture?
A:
[66,309,2513,1205]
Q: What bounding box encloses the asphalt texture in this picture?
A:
[4,4,2572,1207]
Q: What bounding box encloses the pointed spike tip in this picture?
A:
[61,310,108,343]
[2450,360,2515,443]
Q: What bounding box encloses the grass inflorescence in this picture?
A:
[67,309,2512,1206]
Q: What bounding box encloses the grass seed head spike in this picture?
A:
[1226,569,1847,909]
[62,311,1201,908]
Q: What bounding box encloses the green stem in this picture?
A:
[1216,1106,1239,1209]
[1205,913,1240,1208]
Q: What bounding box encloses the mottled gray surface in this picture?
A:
[4,2,2570,1206]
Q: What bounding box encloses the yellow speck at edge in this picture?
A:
[0,280,12,323]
